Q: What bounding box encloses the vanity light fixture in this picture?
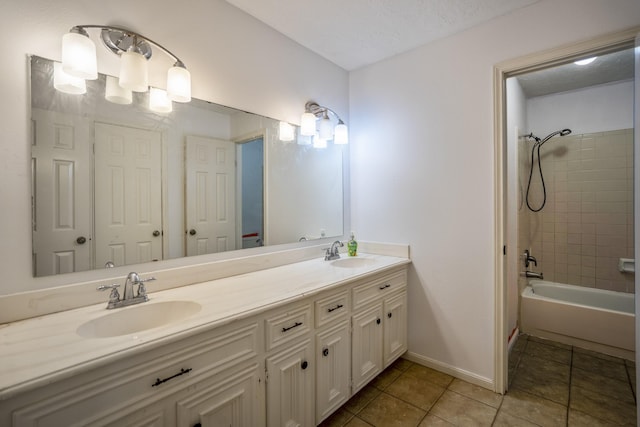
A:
[60,25,191,104]
[105,75,132,104]
[279,121,295,142]
[149,87,173,113]
[300,101,348,145]
[53,62,86,94]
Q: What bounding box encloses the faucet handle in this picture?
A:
[97,284,120,303]
[97,283,120,291]
[138,276,156,283]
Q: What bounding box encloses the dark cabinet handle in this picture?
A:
[379,284,391,290]
[376,318,381,325]
[327,304,343,313]
[188,229,196,236]
[76,236,87,244]
[301,360,308,370]
[322,348,329,357]
[152,368,192,387]
[388,312,393,318]
[152,230,160,237]
[282,321,302,333]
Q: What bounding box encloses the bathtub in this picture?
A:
[521,280,635,359]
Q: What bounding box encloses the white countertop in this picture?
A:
[0,253,409,400]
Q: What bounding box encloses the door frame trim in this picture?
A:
[493,26,639,394]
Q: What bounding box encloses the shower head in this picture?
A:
[539,128,572,146]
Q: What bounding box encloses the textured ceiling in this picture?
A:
[516,48,635,97]
[224,0,539,70]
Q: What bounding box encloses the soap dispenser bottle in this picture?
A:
[347,232,358,257]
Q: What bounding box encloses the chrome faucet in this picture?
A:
[523,250,537,268]
[324,240,343,261]
[524,271,544,279]
[97,272,156,309]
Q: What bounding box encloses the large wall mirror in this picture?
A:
[31,56,344,277]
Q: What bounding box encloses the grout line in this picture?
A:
[566,345,574,427]
[624,360,636,404]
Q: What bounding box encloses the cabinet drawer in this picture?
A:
[315,290,349,328]
[352,271,406,310]
[265,303,312,351]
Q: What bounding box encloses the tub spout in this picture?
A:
[524,271,543,279]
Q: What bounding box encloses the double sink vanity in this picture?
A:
[0,244,410,426]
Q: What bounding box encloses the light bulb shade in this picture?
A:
[167,65,191,102]
[53,62,86,94]
[279,121,295,142]
[149,87,172,113]
[119,50,148,92]
[318,116,333,140]
[334,123,349,145]
[105,75,132,104]
[61,31,98,80]
[300,112,317,136]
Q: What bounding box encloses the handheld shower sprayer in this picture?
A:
[525,128,572,212]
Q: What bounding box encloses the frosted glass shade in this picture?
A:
[167,65,191,102]
[105,75,132,104]
[300,112,317,136]
[318,116,333,140]
[279,121,295,142]
[119,50,148,92]
[53,62,86,94]
[61,32,97,80]
[149,87,172,113]
[333,123,348,145]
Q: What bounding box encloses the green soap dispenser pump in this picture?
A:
[347,232,358,257]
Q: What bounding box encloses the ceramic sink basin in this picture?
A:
[77,300,202,338]
[330,257,376,269]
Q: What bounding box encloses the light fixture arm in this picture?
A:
[305,101,345,124]
[70,25,187,68]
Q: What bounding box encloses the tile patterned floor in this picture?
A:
[320,335,637,426]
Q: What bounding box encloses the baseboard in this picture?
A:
[403,351,495,391]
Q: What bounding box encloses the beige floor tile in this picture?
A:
[319,407,355,427]
[570,384,636,425]
[385,373,445,410]
[345,417,374,427]
[572,351,628,382]
[429,390,497,426]
[391,358,415,372]
[358,393,426,427]
[524,340,572,365]
[568,409,623,427]
[516,353,571,384]
[345,385,382,415]
[501,389,567,426]
[571,366,635,404]
[370,366,403,390]
[509,367,569,405]
[417,414,455,426]
[528,335,571,350]
[574,346,626,364]
[492,410,539,426]
[404,364,454,388]
[447,379,503,408]
[512,335,528,353]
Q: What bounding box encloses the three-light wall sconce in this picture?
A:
[279,101,348,147]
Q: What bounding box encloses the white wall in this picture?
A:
[528,79,634,136]
[0,0,348,294]
[349,0,640,386]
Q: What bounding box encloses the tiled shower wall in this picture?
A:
[518,129,634,293]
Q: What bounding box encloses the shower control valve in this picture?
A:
[524,250,537,268]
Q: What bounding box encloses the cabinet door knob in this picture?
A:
[322,348,329,357]
[376,318,381,325]
[301,360,308,370]
[388,312,393,318]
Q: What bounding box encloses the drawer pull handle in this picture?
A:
[376,318,381,325]
[322,347,329,357]
[152,367,192,387]
[379,284,391,290]
[301,360,309,370]
[282,321,303,332]
[327,304,344,313]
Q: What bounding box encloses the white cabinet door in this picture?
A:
[266,339,314,427]
[383,291,408,367]
[351,304,384,393]
[176,362,264,427]
[316,320,351,424]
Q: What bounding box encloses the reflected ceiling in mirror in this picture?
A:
[30,56,344,277]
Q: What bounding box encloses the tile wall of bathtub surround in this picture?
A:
[517,135,533,295]
[524,129,634,293]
